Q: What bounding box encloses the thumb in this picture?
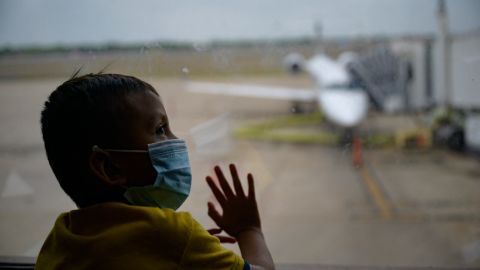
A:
[207,202,223,226]
[216,235,237,244]
[207,228,223,235]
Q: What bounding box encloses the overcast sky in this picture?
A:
[1,0,480,47]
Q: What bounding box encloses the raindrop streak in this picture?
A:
[88,50,96,60]
[193,43,207,52]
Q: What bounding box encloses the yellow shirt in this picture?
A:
[35,202,245,270]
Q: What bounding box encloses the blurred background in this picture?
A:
[0,0,480,268]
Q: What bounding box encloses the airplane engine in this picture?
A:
[283,53,306,75]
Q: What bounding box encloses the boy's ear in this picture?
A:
[89,147,127,187]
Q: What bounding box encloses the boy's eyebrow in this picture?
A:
[149,113,168,126]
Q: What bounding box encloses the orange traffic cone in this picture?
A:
[352,136,363,168]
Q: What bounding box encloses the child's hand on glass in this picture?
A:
[206,164,261,238]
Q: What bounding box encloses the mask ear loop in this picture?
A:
[92,145,147,154]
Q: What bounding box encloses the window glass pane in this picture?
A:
[1,0,479,268]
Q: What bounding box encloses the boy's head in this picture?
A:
[41,74,176,207]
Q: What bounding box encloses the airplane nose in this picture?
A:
[318,89,369,128]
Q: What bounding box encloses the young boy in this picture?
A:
[36,73,275,270]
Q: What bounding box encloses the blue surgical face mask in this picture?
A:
[95,139,191,210]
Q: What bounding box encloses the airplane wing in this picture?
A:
[186,81,316,102]
[186,81,368,128]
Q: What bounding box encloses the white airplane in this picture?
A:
[186,51,369,129]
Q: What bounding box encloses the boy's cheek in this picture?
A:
[117,155,156,187]
[167,128,178,140]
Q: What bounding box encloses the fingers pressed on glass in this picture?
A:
[207,201,222,223]
[247,173,255,199]
[229,164,245,197]
[206,176,227,207]
[214,166,235,198]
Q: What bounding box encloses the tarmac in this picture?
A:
[0,77,479,268]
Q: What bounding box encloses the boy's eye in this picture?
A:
[156,125,167,136]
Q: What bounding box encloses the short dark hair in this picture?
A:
[41,73,158,207]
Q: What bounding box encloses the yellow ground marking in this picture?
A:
[360,166,394,220]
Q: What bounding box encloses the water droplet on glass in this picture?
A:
[193,43,207,52]
[88,50,96,60]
